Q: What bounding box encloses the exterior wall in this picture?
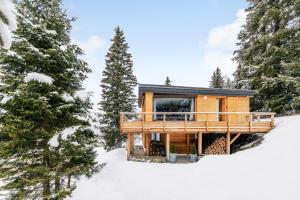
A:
[227,96,249,122]
[170,133,187,154]
[195,95,219,121]
[143,92,153,122]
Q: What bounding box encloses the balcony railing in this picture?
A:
[120,112,275,134]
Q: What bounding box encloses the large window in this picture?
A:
[154,97,194,120]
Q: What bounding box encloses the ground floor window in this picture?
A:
[151,133,160,141]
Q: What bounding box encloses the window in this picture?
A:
[154,97,194,120]
[151,133,160,141]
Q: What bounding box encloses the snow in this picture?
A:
[24,72,54,85]
[44,29,57,35]
[74,90,93,102]
[0,0,17,49]
[62,93,75,102]
[48,126,80,147]
[0,95,12,104]
[7,50,22,59]
[70,115,300,200]
[60,45,67,51]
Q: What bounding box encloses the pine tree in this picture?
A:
[209,67,224,88]
[0,0,100,199]
[233,1,300,113]
[223,76,233,89]
[165,76,172,86]
[99,27,137,149]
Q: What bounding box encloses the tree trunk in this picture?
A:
[67,174,71,189]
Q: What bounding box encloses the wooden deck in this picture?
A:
[120,112,275,134]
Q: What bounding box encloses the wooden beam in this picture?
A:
[226,132,230,154]
[271,113,275,128]
[166,133,170,161]
[186,134,190,154]
[230,133,241,145]
[127,133,131,160]
[249,113,253,132]
[198,132,202,155]
[145,134,150,155]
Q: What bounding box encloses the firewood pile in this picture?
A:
[205,136,226,154]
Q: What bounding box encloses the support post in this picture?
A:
[198,132,202,155]
[127,133,132,160]
[250,113,253,132]
[166,133,170,161]
[226,132,230,154]
[271,113,275,128]
[186,134,190,155]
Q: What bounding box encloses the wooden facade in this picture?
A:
[121,85,275,161]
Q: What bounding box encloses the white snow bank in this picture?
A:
[74,90,93,102]
[24,72,54,85]
[0,0,17,49]
[48,126,80,147]
[70,115,300,200]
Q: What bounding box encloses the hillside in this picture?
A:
[70,115,300,200]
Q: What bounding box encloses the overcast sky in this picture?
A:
[63,0,247,104]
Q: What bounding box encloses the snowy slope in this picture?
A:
[69,115,300,200]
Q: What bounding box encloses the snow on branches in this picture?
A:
[0,0,17,49]
[24,72,54,85]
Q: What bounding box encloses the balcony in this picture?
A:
[120,112,275,134]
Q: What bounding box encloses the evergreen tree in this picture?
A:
[0,0,100,199]
[209,67,224,88]
[99,27,137,149]
[164,76,172,86]
[233,1,300,113]
[224,76,233,89]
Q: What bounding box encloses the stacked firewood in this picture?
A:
[205,136,227,154]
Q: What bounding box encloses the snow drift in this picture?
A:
[69,115,300,200]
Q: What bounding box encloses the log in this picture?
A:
[204,136,227,155]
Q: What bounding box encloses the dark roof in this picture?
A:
[138,84,256,106]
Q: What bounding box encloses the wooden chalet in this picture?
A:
[120,84,275,161]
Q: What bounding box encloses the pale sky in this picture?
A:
[63,0,247,104]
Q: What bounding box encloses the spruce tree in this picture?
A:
[99,27,137,149]
[224,76,233,89]
[0,0,100,199]
[164,76,172,86]
[233,0,300,113]
[209,67,224,88]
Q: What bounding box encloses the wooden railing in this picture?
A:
[120,112,275,134]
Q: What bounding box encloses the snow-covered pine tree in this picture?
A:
[0,0,17,49]
[209,67,224,88]
[233,1,300,113]
[0,0,100,199]
[99,27,137,149]
[164,76,172,86]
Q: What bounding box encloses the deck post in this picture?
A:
[271,113,275,128]
[186,134,190,155]
[226,132,230,154]
[127,133,132,160]
[249,113,253,132]
[198,132,202,155]
[166,133,170,161]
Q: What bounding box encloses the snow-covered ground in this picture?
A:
[69,115,300,200]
